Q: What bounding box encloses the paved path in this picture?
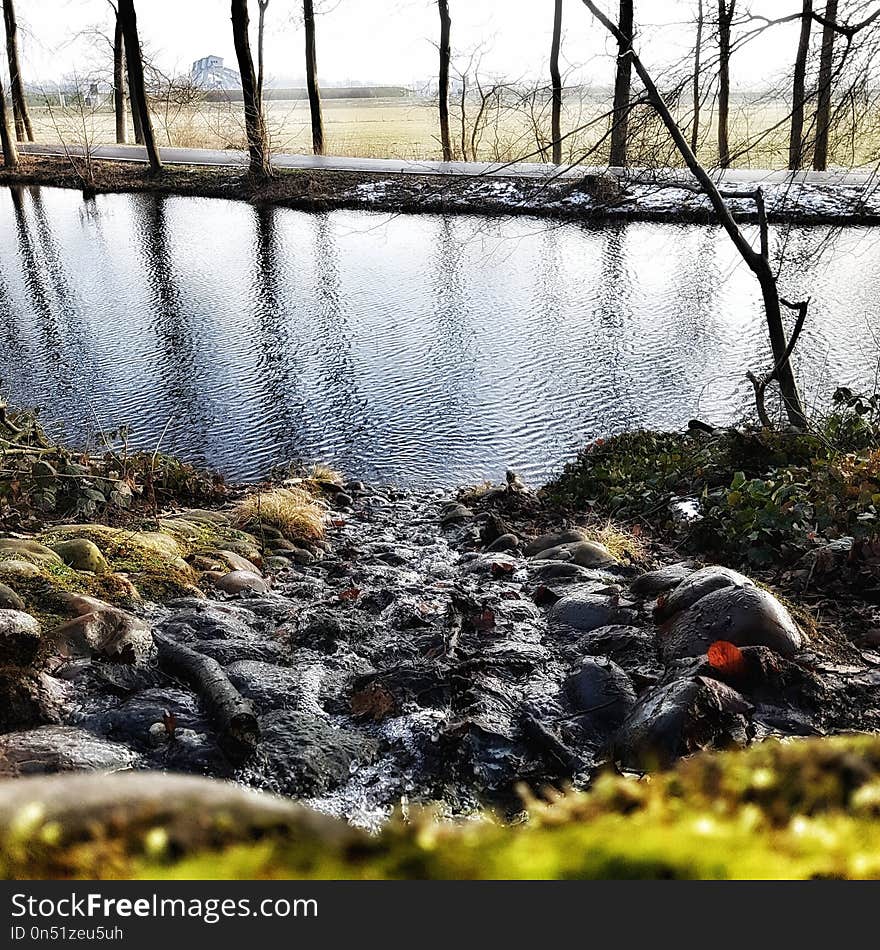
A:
[19,141,878,187]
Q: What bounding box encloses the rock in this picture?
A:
[530,540,616,568]
[0,582,25,611]
[524,528,593,556]
[207,549,262,575]
[264,556,294,573]
[0,726,138,776]
[658,584,803,661]
[0,538,63,567]
[565,657,637,729]
[0,560,40,578]
[52,594,154,663]
[50,538,109,574]
[226,661,309,712]
[213,570,270,595]
[345,480,366,494]
[0,772,355,864]
[334,493,354,508]
[654,566,752,623]
[0,609,42,666]
[256,710,377,796]
[630,561,698,598]
[577,625,661,676]
[551,591,627,632]
[485,533,519,553]
[613,676,753,769]
[440,503,475,526]
[531,561,616,584]
[0,670,67,732]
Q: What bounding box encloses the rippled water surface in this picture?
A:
[1,185,879,485]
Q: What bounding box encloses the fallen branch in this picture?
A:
[154,632,259,757]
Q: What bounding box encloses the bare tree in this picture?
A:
[118,0,160,171]
[303,0,324,155]
[550,0,563,164]
[789,0,813,169]
[814,0,838,170]
[231,0,269,177]
[582,0,807,428]
[717,0,735,167]
[691,0,704,153]
[3,0,33,141]
[438,0,452,161]
[0,70,17,166]
[609,0,633,166]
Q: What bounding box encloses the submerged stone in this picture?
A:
[551,591,627,632]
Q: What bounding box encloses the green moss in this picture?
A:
[9,736,880,880]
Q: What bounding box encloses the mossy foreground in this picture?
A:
[5,735,880,880]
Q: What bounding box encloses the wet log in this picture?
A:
[154,632,259,757]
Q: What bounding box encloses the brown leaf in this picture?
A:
[350,682,396,721]
[474,608,496,630]
[338,587,361,602]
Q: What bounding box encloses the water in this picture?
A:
[1,184,879,486]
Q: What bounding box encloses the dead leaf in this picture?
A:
[350,682,396,721]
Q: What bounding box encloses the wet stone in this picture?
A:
[630,561,698,598]
[524,528,594,556]
[550,591,628,632]
[246,710,377,797]
[0,726,138,776]
[575,624,661,676]
[565,657,637,730]
[213,570,270,595]
[613,675,753,769]
[654,565,752,623]
[658,583,804,661]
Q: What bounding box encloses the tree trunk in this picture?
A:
[582,0,807,429]
[789,0,812,170]
[813,0,838,171]
[257,0,268,110]
[113,12,127,144]
[3,0,33,142]
[717,0,734,168]
[303,0,324,155]
[231,0,270,178]
[550,0,563,165]
[118,0,160,171]
[0,73,18,167]
[691,0,704,154]
[438,0,452,161]
[127,62,144,144]
[609,0,633,167]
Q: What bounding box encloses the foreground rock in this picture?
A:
[0,609,42,666]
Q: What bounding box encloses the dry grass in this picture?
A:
[582,520,647,564]
[233,487,325,542]
[27,95,875,169]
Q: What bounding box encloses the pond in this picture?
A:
[1,184,879,486]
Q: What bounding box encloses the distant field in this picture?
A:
[26,94,877,169]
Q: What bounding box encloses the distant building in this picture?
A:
[191,55,241,90]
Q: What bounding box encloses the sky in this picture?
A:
[17,0,806,89]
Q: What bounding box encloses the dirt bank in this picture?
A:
[3,154,880,225]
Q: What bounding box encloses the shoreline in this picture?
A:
[3,154,880,226]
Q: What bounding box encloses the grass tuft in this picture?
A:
[233,488,325,543]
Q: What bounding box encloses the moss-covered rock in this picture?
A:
[50,538,109,574]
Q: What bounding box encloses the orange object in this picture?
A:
[707,640,747,676]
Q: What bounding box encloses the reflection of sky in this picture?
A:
[1,185,879,486]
